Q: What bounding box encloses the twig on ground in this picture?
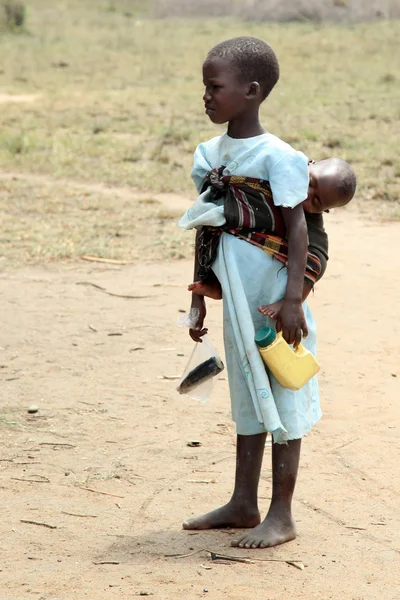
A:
[335,437,360,450]
[210,552,252,563]
[165,548,210,558]
[286,561,305,571]
[165,549,305,570]
[76,486,124,499]
[211,552,305,570]
[81,256,132,265]
[12,475,50,483]
[187,479,216,484]
[93,560,120,565]
[61,511,98,518]
[39,442,76,448]
[76,281,149,299]
[78,400,98,406]
[20,519,57,529]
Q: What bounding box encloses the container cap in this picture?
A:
[255,326,276,348]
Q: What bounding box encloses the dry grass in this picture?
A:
[153,0,400,21]
[0,0,399,266]
[0,175,192,267]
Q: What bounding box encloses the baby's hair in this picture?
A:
[207,36,279,100]
[323,158,357,203]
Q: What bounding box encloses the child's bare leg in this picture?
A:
[188,280,222,300]
[232,438,300,549]
[258,300,283,319]
[183,433,266,530]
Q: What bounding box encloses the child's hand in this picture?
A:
[189,294,208,343]
[276,300,308,348]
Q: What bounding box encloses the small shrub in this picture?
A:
[1,131,30,155]
[380,73,396,84]
[1,1,26,31]
[324,138,342,149]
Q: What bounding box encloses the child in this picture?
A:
[181,36,320,549]
[185,157,357,319]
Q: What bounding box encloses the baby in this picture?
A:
[187,157,357,317]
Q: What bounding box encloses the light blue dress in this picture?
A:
[183,132,321,444]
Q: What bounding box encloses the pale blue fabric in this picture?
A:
[179,189,225,230]
[213,234,321,442]
[180,132,309,230]
[191,132,309,205]
[186,132,321,443]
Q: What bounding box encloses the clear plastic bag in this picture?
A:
[177,309,224,402]
[177,335,224,402]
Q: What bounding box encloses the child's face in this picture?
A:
[303,166,344,213]
[202,57,251,125]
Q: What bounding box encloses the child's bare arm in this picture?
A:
[277,204,308,347]
[189,229,208,343]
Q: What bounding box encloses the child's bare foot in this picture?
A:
[188,280,222,300]
[183,501,260,530]
[231,510,296,549]
[258,300,283,319]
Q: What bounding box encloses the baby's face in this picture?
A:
[303,166,344,213]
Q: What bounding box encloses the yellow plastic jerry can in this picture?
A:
[255,327,320,390]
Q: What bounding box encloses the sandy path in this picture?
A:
[0,207,399,599]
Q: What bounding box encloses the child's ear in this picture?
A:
[246,81,261,99]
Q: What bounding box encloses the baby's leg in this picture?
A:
[183,433,265,530]
[188,280,223,300]
[231,438,300,549]
[258,300,283,320]
[260,280,314,318]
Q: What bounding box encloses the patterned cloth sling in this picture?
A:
[197,167,329,285]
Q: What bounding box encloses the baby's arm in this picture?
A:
[259,211,329,319]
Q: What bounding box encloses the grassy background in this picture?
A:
[0,1,399,265]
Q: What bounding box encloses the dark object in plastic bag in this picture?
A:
[177,356,224,394]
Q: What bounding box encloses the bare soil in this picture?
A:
[0,203,399,600]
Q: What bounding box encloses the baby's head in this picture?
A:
[206,36,280,101]
[303,158,357,214]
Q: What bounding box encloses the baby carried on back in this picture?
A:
[179,166,329,287]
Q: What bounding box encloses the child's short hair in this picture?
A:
[324,158,357,202]
[207,36,280,100]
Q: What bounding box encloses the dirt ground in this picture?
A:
[0,200,399,600]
